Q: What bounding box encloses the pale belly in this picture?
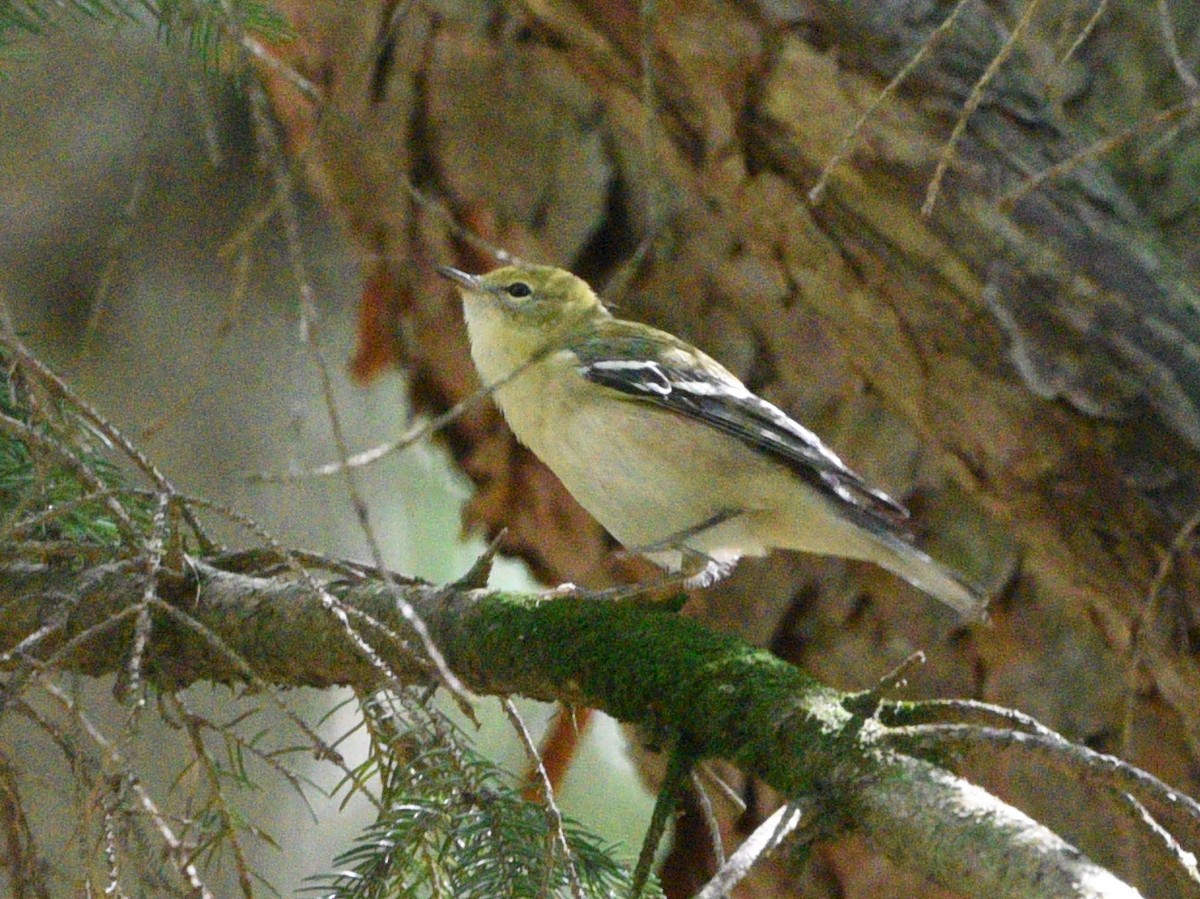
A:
[498,372,780,567]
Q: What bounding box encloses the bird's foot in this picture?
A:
[682,555,739,589]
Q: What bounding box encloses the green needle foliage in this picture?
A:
[311,694,662,899]
[1,0,293,64]
[0,355,154,548]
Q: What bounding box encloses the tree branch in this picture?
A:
[0,557,1143,897]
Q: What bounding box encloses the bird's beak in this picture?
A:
[436,266,481,291]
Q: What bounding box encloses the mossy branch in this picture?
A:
[0,555,1142,897]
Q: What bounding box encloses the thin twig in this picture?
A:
[810,0,975,205]
[1060,0,1112,63]
[37,674,216,899]
[693,802,806,899]
[881,697,1059,738]
[1,603,143,718]
[501,698,585,899]
[252,338,562,482]
[640,0,662,231]
[0,587,77,667]
[168,697,319,823]
[1120,790,1200,889]
[1123,502,1200,758]
[0,328,214,551]
[690,770,727,896]
[923,0,1046,216]
[175,496,434,684]
[183,69,224,167]
[872,651,926,698]
[168,692,257,899]
[1156,0,1199,94]
[884,722,1200,847]
[405,173,520,266]
[697,762,747,814]
[148,590,382,811]
[84,79,168,344]
[122,492,170,707]
[632,751,688,899]
[100,789,126,899]
[140,245,254,442]
[1000,97,1197,208]
[223,13,513,270]
[0,753,52,898]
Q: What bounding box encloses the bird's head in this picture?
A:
[438,264,606,328]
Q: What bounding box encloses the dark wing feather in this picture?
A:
[568,322,910,532]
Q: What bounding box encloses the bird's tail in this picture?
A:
[863,529,989,621]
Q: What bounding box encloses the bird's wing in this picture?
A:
[567,321,911,532]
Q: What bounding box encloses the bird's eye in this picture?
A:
[505,282,532,298]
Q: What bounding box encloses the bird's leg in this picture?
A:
[546,510,747,602]
[624,508,745,589]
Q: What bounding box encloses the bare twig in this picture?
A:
[1156,0,1199,94]
[697,762,747,814]
[1120,791,1200,889]
[183,69,224,167]
[640,0,662,232]
[810,0,975,205]
[1125,503,1200,756]
[173,495,434,683]
[140,246,254,442]
[169,691,257,899]
[884,722,1200,851]
[882,696,1059,737]
[37,675,216,899]
[1000,97,1197,208]
[148,591,381,811]
[632,752,687,899]
[0,589,77,667]
[870,651,926,700]
[690,770,727,896]
[693,802,806,899]
[0,753,51,899]
[0,330,214,551]
[1060,0,1112,63]
[238,34,322,103]
[164,697,318,823]
[923,0,1046,216]
[121,492,170,707]
[84,80,167,343]
[501,698,584,899]
[99,789,126,899]
[252,341,558,482]
[404,172,520,266]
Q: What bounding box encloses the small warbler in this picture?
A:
[439,263,986,620]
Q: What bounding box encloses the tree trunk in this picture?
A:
[257,1,1200,894]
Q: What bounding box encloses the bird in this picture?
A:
[438,263,987,620]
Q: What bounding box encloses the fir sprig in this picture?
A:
[0,353,155,547]
[311,694,662,899]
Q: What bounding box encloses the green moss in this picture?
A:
[434,590,867,798]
